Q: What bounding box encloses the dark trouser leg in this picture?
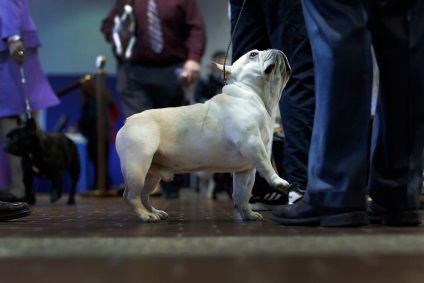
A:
[368,0,424,210]
[301,0,372,209]
[0,118,25,198]
[116,63,153,118]
[230,0,275,197]
[230,0,314,195]
[230,0,270,62]
[261,0,315,189]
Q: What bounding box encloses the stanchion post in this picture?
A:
[80,55,118,198]
[95,55,107,191]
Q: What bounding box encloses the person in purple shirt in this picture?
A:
[0,0,59,215]
[101,0,206,199]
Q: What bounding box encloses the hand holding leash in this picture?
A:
[8,36,26,66]
[181,60,200,87]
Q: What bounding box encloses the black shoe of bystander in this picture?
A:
[0,201,31,221]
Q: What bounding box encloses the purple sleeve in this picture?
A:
[0,0,22,41]
[0,0,39,50]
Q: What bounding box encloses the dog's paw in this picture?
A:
[50,191,62,203]
[271,177,290,190]
[135,209,161,223]
[152,209,169,220]
[241,211,264,221]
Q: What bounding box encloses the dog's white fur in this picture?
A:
[116,49,291,222]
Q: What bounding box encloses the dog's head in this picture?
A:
[213,49,291,112]
[3,118,38,156]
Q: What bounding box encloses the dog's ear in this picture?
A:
[212,62,232,75]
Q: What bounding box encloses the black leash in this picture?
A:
[223,0,246,85]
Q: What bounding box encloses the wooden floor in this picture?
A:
[1,188,424,283]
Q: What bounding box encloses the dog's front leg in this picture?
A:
[237,136,289,189]
[233,169,263,221]
[22,159,36,204]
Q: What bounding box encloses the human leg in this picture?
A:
[0,117,25,199]
[272,0,372,226]
[262,0,315,203]
[135,64,186,198]
[230,0,288,208]
[229,0,270,61]
[0,118,33,217]
[116,63,153,118]
[367,0,424,225]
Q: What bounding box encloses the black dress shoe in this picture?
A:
[0,201,31,221]
[367,201,421,226]
[0,191,36,205]
[271,200,368,227]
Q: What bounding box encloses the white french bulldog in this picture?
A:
[116,49,292,222]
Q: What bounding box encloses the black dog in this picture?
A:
[3,118,80,205]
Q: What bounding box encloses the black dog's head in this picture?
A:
[3,118,38,156]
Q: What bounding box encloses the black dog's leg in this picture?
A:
[68,172,77,205]
[67,145,81,205]
[50,174,64,203]
[67,184,77,204]
[22,158,36,205]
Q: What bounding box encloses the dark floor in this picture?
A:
[1,188,424,283]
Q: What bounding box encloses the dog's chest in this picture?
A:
[23,155,58,178]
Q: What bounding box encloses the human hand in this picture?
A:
[9,40,26,66]
[181,60,201,87]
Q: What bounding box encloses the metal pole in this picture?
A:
[80,55,118,198]
[95,55,107,191]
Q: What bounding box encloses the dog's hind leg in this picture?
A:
[121,159,162,223]
[50,174,64,203]
[233,169,263,221]
[141,173,168,220]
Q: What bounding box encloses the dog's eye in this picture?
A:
[249,52,258,59]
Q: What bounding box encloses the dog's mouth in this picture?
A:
[264,64,275,74]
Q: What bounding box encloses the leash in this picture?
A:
[223,0,246,85]
[19,64,32,121]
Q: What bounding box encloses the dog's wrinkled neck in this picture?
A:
[223,84,273,117]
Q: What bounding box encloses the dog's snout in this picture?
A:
[282,53,292,76]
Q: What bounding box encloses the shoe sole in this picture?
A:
[0,210,31,221]
[271,211,369,227]
[249,203,283,211]
[369,211,422,226]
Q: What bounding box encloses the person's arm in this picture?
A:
[0,0,21,41]
[0,0,25,65]
[184,0,206,63]
[181,0,207,86]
